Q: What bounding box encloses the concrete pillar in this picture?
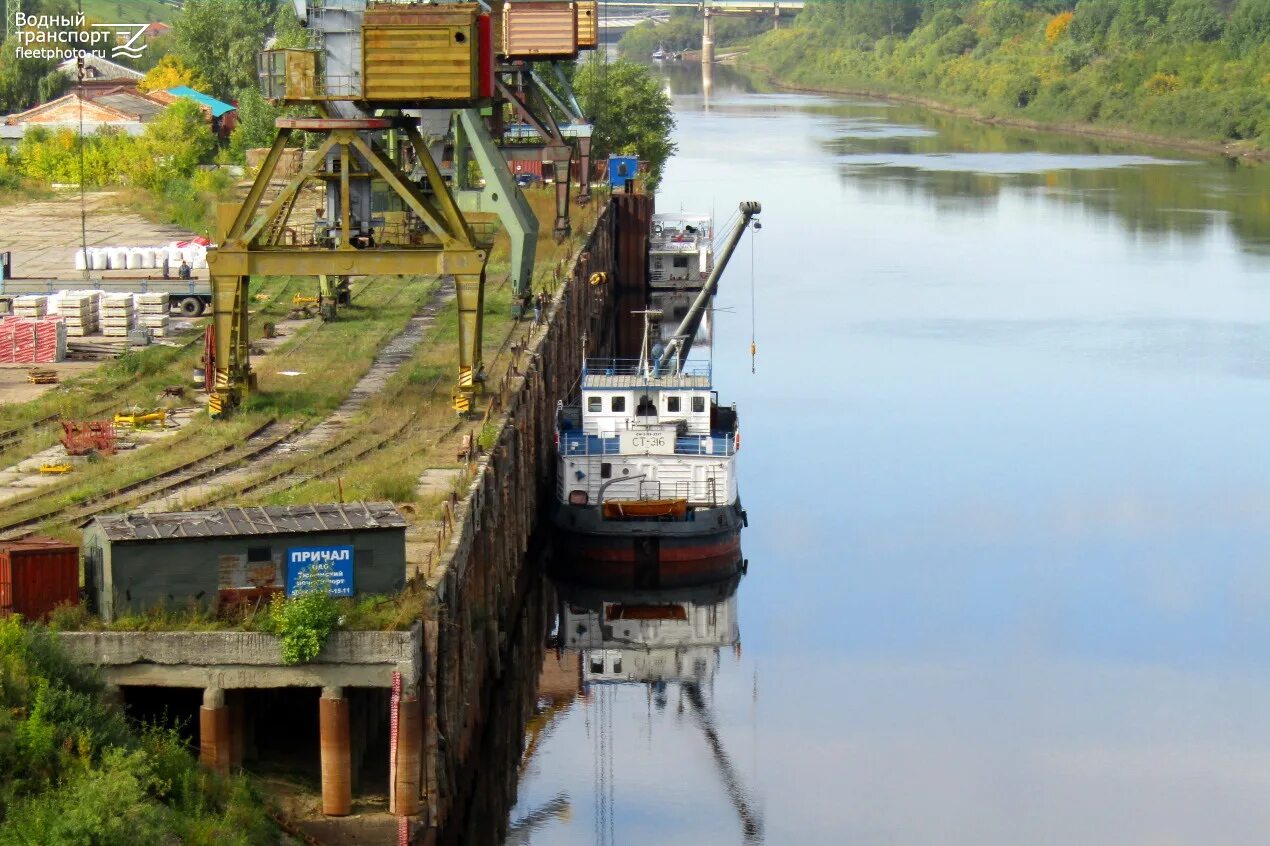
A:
[701,8,715,66]
[391,691,422,817]
[200,687,230,774]
[320,686,353,817]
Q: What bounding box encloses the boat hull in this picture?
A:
[549,501,744,589]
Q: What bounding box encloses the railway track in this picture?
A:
[0,418,302,540]
[199,411,424,507]
[0,332,207,454]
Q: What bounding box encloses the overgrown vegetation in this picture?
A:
[265,588,342,665]
[573,57,677,189]
[0,617,278,843]
[749,0,1270,150]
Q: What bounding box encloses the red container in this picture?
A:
[0,536,79,621]
[478,13,494,99]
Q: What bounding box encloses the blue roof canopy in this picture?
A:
[166,86,236,118]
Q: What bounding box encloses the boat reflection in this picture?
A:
[560,574,740,690]
[508,572,762,844]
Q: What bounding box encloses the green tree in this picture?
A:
[1226,0,1270,49]
[572,57,677,191]
[227,86,282,163]
[132,99,215,188]
[1165,0,1225,40]
[173,0,271,101]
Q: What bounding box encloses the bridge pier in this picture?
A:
[702,7,714,65]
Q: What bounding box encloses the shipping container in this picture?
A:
[0,536,79,621]
[502,1,579,60]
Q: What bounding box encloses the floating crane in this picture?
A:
[206,0,599,417]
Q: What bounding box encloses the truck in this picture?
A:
[0,277,211,317]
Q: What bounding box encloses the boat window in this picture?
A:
[673,256,689,268]
[666,396,680,413]
[692,396,705,413]
[636,395,656,416]
[611,396,625,412]
[588,396,601,412]
[601,462,612,478]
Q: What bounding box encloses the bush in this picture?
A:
[266,589,342,664]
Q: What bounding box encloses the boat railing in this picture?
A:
[559,431,735,457]
[581,358,711,382]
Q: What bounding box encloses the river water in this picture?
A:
[499,64,1270,845]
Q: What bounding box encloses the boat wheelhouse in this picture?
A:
[650,213,713,290]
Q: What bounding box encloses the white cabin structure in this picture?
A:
[650,213,713,289]
[556,358,739,513]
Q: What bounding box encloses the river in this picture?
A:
[496,63,1270,845]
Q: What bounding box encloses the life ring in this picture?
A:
[734,430,741,451]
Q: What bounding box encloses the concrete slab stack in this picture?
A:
[58,293,99,337]
[137,292,169,338]
[99,294,134,338]
[13,295,48,319]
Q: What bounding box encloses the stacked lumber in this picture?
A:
[137,293,170,338]
[99,294,133,338]
[0,316,66,363]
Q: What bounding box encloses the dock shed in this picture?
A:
[82,503,408,622]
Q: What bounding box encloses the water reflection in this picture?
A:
[657,63,1270,255]
[506,573,759,845]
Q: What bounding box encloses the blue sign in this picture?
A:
[286,546,354,597]
[608,155,638,189]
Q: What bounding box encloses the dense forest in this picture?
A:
[748,0,1270,150]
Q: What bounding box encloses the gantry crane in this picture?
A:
[207,0,599,417]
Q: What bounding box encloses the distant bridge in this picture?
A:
[599,1,805,60]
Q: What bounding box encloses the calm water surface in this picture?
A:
[504,65,1270,845]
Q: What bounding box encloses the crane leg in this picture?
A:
[210,273,251,417]
[576,135,592,204]
[453,268,486,414]
[552,155,572,242]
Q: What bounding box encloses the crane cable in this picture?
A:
[749,220,756,373]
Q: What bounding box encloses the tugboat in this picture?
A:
[550,203,761,589]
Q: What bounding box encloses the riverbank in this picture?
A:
[734,54,1267,163]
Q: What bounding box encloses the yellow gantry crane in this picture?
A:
[207,1,599,417]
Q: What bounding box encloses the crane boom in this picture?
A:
[656,201,761,373]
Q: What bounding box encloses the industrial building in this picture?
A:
[82,503,407,622]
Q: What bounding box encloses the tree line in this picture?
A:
[750,0,1270,148]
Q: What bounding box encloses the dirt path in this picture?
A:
[0,191,196,279]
